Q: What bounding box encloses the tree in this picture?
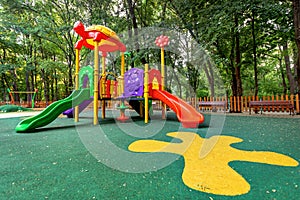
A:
[292,0,300,95]
[0,0,298,103]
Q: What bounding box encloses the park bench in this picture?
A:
[249,100,294,115]
[198,101,227,112]
[35,101,53,108]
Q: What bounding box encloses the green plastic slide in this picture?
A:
[15,88,90,132]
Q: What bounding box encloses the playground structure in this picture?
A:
[7,88,38,108]
[15,21,204,132]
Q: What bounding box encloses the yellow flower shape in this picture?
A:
[128,132,299,196]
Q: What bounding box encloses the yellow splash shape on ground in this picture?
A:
[128,132,299,196]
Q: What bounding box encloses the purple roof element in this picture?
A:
[123,68,144,97]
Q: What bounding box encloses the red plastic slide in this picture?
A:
[152,90,204,128]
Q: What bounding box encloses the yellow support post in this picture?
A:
[161,47,165,91]
[144,64,149,124]
[121,52,125,75]
[93,42,99,125]
[101,54,106,119]
[161,47,166,119]
[120,52,125,94]
[74,49,80,122]
[296,94,299,114]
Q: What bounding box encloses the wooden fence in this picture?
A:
[0,101,54,108]
[193,94,300,114]
[1,94,299,115]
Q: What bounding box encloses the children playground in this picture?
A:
[1,22,300,199]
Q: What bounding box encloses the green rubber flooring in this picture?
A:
[1,110,299,199]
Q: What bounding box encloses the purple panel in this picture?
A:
[124,68,144,97]
[63,75,91,118]
[63,98,93,118]
[83,76,89,88]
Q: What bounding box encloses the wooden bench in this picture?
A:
[35,101,53,108]
[249,100,294,115]
[198,101,227,112]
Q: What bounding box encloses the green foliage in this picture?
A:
[197,88,209,98]
[0,0,297,102]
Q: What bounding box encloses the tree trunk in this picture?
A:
[41,69,49,104]
[251,10,259,97]
[229,15,243,99]
[279,57,287,94]
[31,48,37,100]
[124,0,133,68]
[68,56,73,95]
[282,42,295,94]
[1,74,10,101]
[1,50,10,101]
[126,0,147,65]
[235,15,243,97]
[25,70,31,102]
[11,68,19,102]
[50,78,54,101]
[30,70,36,101]
[230,27,238,97]
[54,69,58,101]
[169,55,182,96]
[292,0,300,96]
[203,61,215,97]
